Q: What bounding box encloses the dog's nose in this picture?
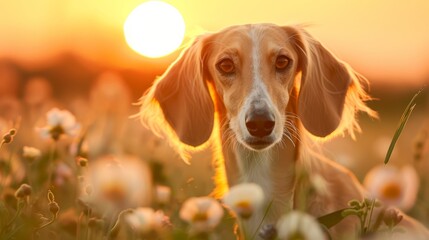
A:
[245,110,275,138]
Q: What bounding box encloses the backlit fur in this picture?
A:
[138,24,429,239]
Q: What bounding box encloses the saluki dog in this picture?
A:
[139,24,429,239]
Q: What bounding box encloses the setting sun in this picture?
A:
[123,1,185,58]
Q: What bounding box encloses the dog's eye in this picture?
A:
[275,56,290,70]
[217,59,235,74]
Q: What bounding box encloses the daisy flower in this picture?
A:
[124,207,155,235]
[22,146,41,163]
[223,183,264,219]
[82,155,152,213]
[155,185,171,205]
[179,197,224,234]
[38,108,80,141]
[363,164,419,211]
[276,210,326,240]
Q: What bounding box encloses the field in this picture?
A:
[1,58,429,239]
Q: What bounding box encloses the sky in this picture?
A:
[0,0,428,85]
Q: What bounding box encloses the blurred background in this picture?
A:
[1,0,429,232]
[0,0,429,172]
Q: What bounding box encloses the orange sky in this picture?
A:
[0,0,428,85]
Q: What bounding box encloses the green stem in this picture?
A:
[0,200,25,235]
[34,217,56,232]
[76,212,84,240]
[359,217,365,235]
[32,215,57,239]
[25,163,34,192]
[85,208,92,240]
[47,141,57,187]
[107,209,132,239]
[366,199,376,232]
[31,142,57,210]
[250,199,274,240]
[361,203,369,234]
[239,219,248,240]
[0,144,15,195]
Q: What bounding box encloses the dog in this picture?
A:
[139,24,429,239]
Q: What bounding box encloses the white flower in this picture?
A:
[179,197,224,234]
[153,210,171,231]
[83,155,152,212]
[155,185,171,204]
[38,108,80,140]
[276,211,326,240]
[125,207,155,234]
[124,208,170,236]
[223,183,264,219]
[363,164,419,211]
[22,146,41,161]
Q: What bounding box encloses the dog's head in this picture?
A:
[139,24,375,152]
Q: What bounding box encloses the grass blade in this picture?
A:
[384,88,424,164]
[317,208,349,229]
[250,199,274,240]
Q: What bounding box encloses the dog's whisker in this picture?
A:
[284,120,301,145]
[285,112,300,119]
[285,124,300,142]
[282,131,296,148]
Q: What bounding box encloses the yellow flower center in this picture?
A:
[380,182,402,200]
[235,200,253,219]
[102,181,126,203]
[288,231,306,240]
[192,212,208,222]
[50,125,65,141]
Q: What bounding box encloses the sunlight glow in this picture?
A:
[124,1,185,58]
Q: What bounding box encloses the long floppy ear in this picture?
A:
[140,35,214,147]
[284,26,369,137]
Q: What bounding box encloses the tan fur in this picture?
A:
[139,24,429,239]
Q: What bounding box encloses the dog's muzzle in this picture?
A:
[245,109,275,138]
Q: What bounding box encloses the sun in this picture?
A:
[123,1,186,58]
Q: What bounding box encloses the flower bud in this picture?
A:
[49,202,60,217]
[14,184,32,199]
[9,129,16,136]
[2,133,12,144]
[76,157,88,167]
[23,146,41,163]
[383,208,403,228]
[155,185,171,205]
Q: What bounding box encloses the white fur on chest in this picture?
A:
[236,146,273,198]
[234,146,295,239]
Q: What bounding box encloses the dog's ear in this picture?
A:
[283,26,354,137]
[143,35,214,147]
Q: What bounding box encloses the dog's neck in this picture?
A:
[233,140,297,194]
[217,118,300,228]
